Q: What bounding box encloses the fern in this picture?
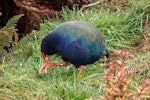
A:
[8,30,44,57]
[0,30,46,63]
[0,14,24,51]
[0,14,47,71]
[0,46,33,62]
[15,31,41,48]
[5,14,24,28]
[0,14,36,63]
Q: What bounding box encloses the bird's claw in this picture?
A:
[39,62,68,74]
[78,74,82,78]
[39,63,51,74]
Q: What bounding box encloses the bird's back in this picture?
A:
[47,21,106,67]
[54,21,104,43]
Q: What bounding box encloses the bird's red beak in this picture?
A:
[41,52,51,62]
[42,52,47,61]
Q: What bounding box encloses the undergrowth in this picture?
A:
[89,50,150,100]
[0,14,23,59]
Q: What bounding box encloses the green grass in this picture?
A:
[0,0,150,99]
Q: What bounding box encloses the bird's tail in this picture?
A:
[102,49,109,58]
[101,49,110,67]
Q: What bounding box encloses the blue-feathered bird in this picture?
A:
[39,21,109,75]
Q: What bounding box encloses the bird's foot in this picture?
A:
[78,65,84,78]
[78,74,83,78]
[39,62,68,74]
[62,61,68,66]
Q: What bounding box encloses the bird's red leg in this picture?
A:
[39,55,68,74]
[78,65,84,76]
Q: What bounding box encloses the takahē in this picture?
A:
[39,20,109,75]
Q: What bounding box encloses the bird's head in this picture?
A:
[41,41,53,62]
[41,33,57,62]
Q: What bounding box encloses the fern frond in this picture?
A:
[0,14,24,62]
[0,14,24,51]
[0,30,47,63]
[0,14,47,64]
[13,30,45,49]
[5,14,24,29]
[0,46,33,62]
